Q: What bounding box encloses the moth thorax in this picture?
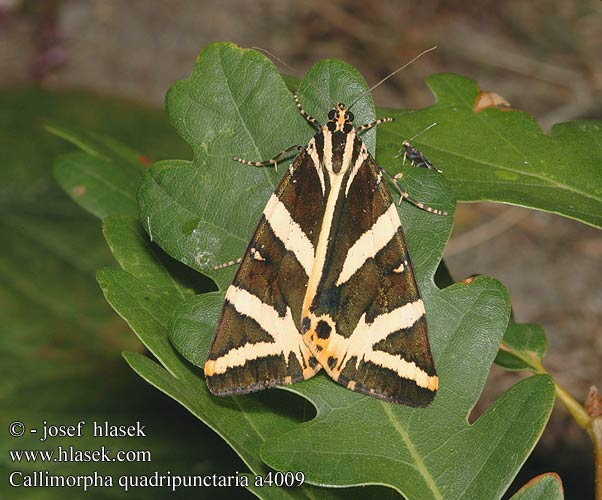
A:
[323,127,357,175]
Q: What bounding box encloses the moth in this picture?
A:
[204,93,446,406]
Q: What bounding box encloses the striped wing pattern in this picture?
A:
[204,150,324,395]
[205,103,438,405]
[301,156,438,406]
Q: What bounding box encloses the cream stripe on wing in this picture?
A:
[327,299,425,359]
[336,203,400,286]
[205,286,308,376]
[263,194,314,277]
[322,129,333,173]
[323,299,434,389]
[207,341,291,375]
[302,172,345,315]
[360,350,438,390]
[341,129,356,172]
[352,299,426,346]
[344,142,367,197]
[307,138,325,195]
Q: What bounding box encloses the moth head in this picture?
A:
[327,103,355,132]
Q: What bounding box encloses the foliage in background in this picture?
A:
[0,89,251,500]
[46,43,584,499]
[6,38,599,499]
[376,77,602,229]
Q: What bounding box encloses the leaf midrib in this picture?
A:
[70,157,138,201]
[381,403,442,500]
[386,126,602,205]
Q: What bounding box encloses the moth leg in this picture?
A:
[213,257,242,271]
[381,167,448,216]
[293,93,321,128]
[356,117,394,132]
[233,144,305,172]
[399,140,442,173]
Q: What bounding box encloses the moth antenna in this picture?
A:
[348,46,438,112]
[394,122,438,159]
[252,46,337,110]
[252,46,298,73]
[395,122,438,159]
[409,122,438,142]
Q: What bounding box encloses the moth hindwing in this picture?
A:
[204,96,443,406]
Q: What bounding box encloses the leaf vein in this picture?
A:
[381,403,442,499]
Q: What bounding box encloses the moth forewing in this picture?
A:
[298,123,438,406]
[204,149,323,396]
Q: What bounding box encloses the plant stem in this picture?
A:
[529,356,601,499]
[526,357,589,430]
[593,417,602,500]
[553,381,592,433]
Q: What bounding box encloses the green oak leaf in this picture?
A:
[48,91,391,498]
[49,112,190,219]
[495,323,547,371]
[99,215,397,500]
[375,75,602,229]
[137,43,398,292]
[509,473,564,500]
[137,42,555,498]
[53,149,142,218]
[0,90,243,500]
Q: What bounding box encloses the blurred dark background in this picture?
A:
[1,1,600,498]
